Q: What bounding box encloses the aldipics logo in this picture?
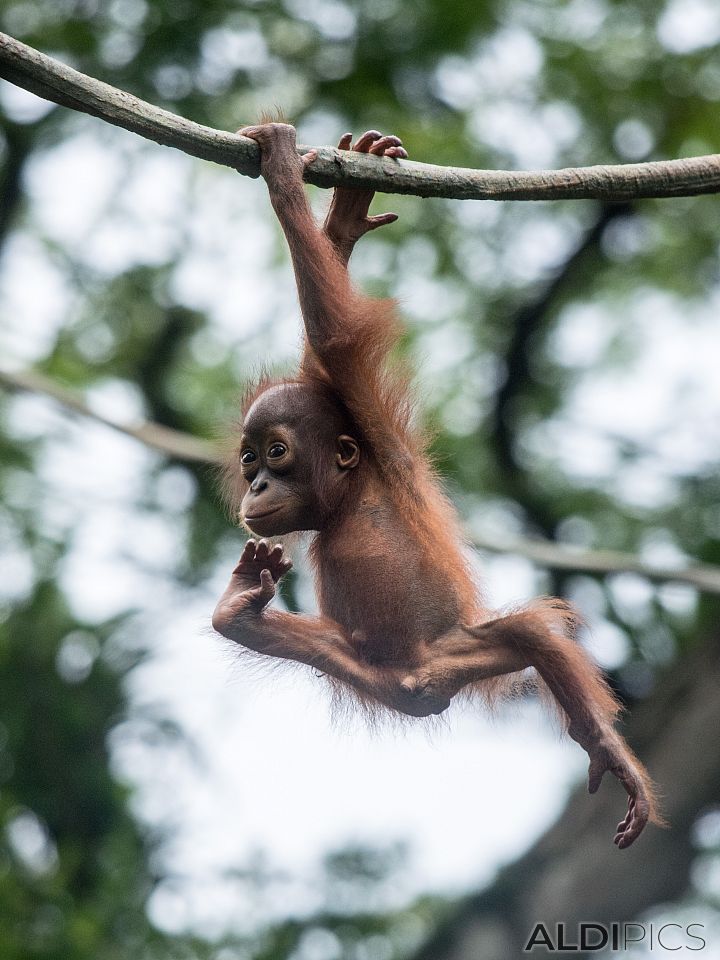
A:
[524,922,707,952]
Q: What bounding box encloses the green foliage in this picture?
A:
[0,581,156,958]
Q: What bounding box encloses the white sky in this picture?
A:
[2,54,720,950]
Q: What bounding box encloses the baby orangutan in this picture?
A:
[213,123,660,848]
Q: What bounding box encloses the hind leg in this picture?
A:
[404,601,658,846]
[398,627,529,713]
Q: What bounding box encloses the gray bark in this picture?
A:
[3,32,720,201]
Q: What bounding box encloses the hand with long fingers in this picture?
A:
[324,130,408,262]
[228,539,293,613]
[238,122,318,188]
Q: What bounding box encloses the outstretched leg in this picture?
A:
[404,599,660,847]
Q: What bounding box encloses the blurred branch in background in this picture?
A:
[3,364,720,595]
[3,31,720,201]
[0,366,220,464]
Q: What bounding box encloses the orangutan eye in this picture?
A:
[240,449,257,464]
[268,443,287,459]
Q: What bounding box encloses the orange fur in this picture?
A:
[213,121,662,845]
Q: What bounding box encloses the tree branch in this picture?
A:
[3,365,720,594]
[471,533,720,594]
[0,366,221,464]
[3,32,720,201]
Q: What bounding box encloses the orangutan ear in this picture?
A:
[336,435,360,469]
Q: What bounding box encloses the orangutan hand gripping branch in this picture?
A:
[212,122,661,848]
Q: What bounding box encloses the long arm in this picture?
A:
[212,541,375,687]
[212,540,441,716]
[239,122,364,358]
[238,123,416,471]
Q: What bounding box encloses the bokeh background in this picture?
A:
[1,1,720,957]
